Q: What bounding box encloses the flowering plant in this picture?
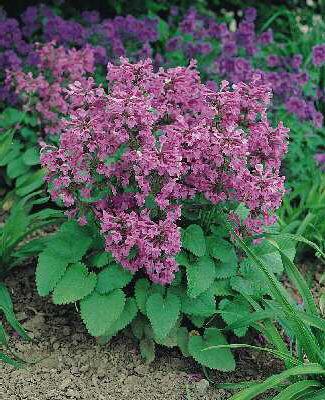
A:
[36,58,289,369]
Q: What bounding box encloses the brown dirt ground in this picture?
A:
[1,265,283,400]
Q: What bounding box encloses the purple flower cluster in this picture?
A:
[41,58,288,284]
[163,7,323,128]
[8,42,95,135]
[312,44,325,67]
[0,5,158,104]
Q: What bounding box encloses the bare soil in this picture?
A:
[1,265,283,400]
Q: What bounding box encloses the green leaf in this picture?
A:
[20,127,37,142]
[52,262,97,304]
[0,108,24,127]
[99,298,138,342]
[181,289,216,317]
[272,380,322,400]
[234,203,250,221]
[230,259,268,297]
[96,263,133,294]
[146,291,180,340]
[7,156,30,179]
[104,143,127,165]
[0,283,13,310]
[131,315,145,340]
[0,130,14,161]
[36,221,92,296]
[155,324,180,348]
[219,298,251,337]
[177,327,190,357]
[13,236,49,260]
[207,237,237,263]
[0,285,31,342]
[157,16,169,40]
[211,279,233,296]
[48,221,92,263]
[16,169,45,197]
[140,338,155,363]
[182,224,206,257]
[90,252,112,268]
[22,147,40,166]
[175,251,190,267]
[0,140,22,166]
[189,315,206,328]
[188,328,235,371]
[186,255,216,298]
[80,290,125,336]
[36,249,68,297]
[134,278,151,314]
[229,364,325,400]
[215,260,238,279]
[251,240,283,274]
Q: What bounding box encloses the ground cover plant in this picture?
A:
[0,1,325,399]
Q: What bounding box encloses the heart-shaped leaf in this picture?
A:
[134,278,151,314]
[80,290,125,336]
[182,224,206,257]
[146,291,180,340]
[96,263,133,293]
[188,328,235,371]
[186,256,216,298]
[52,262,97,304]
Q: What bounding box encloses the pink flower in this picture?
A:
[41,58,288,284]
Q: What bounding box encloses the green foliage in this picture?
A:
[0,192,63,277]
[213,212,325,400]
[0,107,45,197]
[52,262,97,305]
[0,283,31,367]
[146,290,180,340]
[186,255,215,298]
[181,224,206,257]
[36,220,92,296]
[80,290,126,336]
[96,263,133,293]
[278,175,325,257]
[188,328,236,371]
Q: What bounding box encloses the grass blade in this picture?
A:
[272,380,321,400]
[229,364,325,400]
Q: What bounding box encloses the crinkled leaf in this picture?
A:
[96,263,133,293]
[90,252,112,268]
[36,249,68,297]
[80,290,125,336]
[22,147,39,166]
[7,156,30,179]
[146,291,180,340]
[211,279,233,296]
[219,297,251,337]
[134,278,151,314]
[36,221,92,296]
[177,327,190,357]
[182,224,206,257]
[207,237,237,264]
[186,255,216,298]
[52,262,97,305]
[181,289,216,317]
[99,298,138,342]
[215,260,238,279]
[252,240,283,274]
[188,328,235,371]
